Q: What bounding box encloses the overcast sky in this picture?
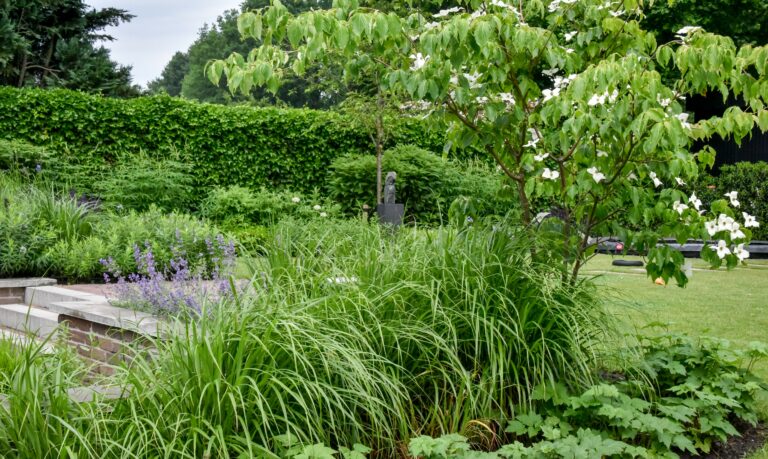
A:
[87,0,243,87]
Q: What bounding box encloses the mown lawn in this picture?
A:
[586,254,768,458]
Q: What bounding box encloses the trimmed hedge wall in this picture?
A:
[0,87,448,194]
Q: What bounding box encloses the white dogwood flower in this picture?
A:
[587,167,606,183]
[705,220,718,236]
[499,93,516,105]
[542,87,561,102]
[743,212,760,228]
[676,112,692,129]
[542,67,559,77]
[711,240,731,259]
[534,153,549,162]
[675,177,686,186]
[734,243,750,261]
[730,222,746,240]
[649,172,663,188]
[689,192,702,211]
[724,191,740,207]
[565,31,577,42]
[672,200,688,215]
[409,52,429,70]
[542,168,560,180]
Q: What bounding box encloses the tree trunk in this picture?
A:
[17,53,28,87]
[41,38,57,86]
[375,91,385,205]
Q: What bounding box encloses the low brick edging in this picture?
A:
[59,314,152,376]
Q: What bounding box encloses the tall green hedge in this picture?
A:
[0,87,448,195]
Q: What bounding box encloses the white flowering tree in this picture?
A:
[210,0,768,285]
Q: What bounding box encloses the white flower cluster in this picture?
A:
[587,89,619,106]
[689,192,702,210]
[525,128,541,148]
[676,113,692,129]
[672,200,688,215]
[542,74,577,102]
[587,167,605,183]
[705,213,751,239]
[542,167,560,180]
[499,93,516,106]
[400,100,432,112]
[675,26,702,41]
[450,72,482,89]
[410,52,429,71]
[704,208,759,260]
[710,240,749,260]
[548,0,577,13]
[434,6,462,18]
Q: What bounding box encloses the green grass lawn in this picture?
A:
[586,254,768,458]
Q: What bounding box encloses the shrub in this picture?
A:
[200,185,261,225]
[94,152,194,212]
[202,185,342,228]
[0,138,59,179]
[327,145,513,223]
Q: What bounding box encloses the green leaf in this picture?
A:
[473,21,492,48]
[336,26,350,49]
[287,21,304,48]
[758,110,768,133]
[351,14,368,38]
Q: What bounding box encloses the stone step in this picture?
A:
[24,286,108,310]
[0,278,57,305]
[0,304,60,337]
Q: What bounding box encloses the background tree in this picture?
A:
[0,0,138,97]
[147,51,189,96]
[150,0,341,107]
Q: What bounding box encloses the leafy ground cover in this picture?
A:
[585,254,768,458]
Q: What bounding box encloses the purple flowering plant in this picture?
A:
[100,230,237,317]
